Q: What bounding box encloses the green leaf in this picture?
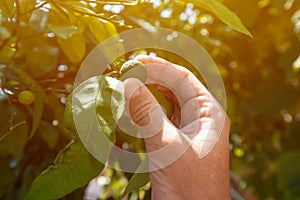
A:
[47,23,78,39]
[39,121,59,150]
[87,17,118,43]
[87,17,125,63]
[29,84,45,138]
[95,76,125,143]
[276,151,300,191]
[191,0,252,37]
[46,8,78,39]
[25,45,59,78]
[0,103,29,158]
[57,33,86,64]
[24,140,104,200]
[0,156,15,197]
[64,76,125,164]
[63,94,76,132]
[121,160,150,198]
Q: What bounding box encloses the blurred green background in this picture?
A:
[0,0,300,199]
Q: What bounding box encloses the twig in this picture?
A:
[0,121,27,142]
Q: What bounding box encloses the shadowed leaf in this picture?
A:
[24,140,104,200]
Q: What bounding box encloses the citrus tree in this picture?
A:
[0,0,299,199]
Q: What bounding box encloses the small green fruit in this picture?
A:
[18,90,35,105]
[120,60,147,82]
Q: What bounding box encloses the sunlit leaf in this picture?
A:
[47,23,78,39]
[64,76,125,165]
[64,75,125,143]
[126,15,157,34]
[29,9,49,32]
[66,1,96,15]
[190,0,253,37]
[57,33,86,64]
[19,0,36,21]
[47,8,78,39]
[0,45,14,63]
[24,140,104,200]
[88,17,117,43]
[95,76,125,143]
[87,17,124,63]
[0,0,14,18]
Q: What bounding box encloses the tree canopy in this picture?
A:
[0,0,300,199]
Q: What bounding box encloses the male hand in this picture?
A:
[124,55,230,200]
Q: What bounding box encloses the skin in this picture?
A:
[123,55,231,200]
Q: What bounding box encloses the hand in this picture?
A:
[124,55,230,200]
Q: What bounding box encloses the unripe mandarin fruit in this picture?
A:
[18,90,35,105]
[120,60,174,119]
[120,60,147,82]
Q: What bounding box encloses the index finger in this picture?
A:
[135,55,213,128]
[135,55,211,105]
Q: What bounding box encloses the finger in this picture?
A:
[135,55,211,102]
[124,78,193,170]
[124,78,176,151]
[135,55,213,128]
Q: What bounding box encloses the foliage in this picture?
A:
[0,0,300,199]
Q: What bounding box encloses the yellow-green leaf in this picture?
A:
[87,17,124,63]
[191,0,253,37]
[57,33,86,64]
[0,0,14,18]
[19,0,36,21]
[87,17,117,43]
[29,85,45,138]
[46,8,78,39]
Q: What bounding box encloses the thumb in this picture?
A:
[123,78,166,139]
[124,78,190,170]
